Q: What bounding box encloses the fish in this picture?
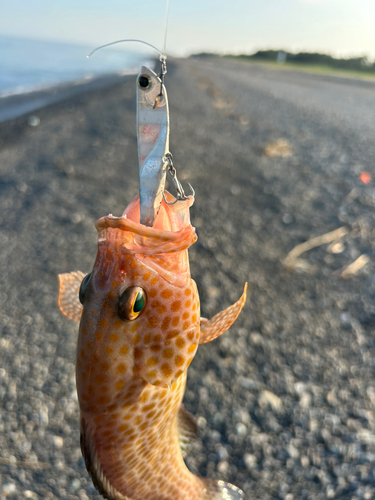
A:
[59,48,247,499]
[58,190,247,500]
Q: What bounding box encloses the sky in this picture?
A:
[1,0,374,59]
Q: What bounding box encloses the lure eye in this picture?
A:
[118,287,147,321]
[79,273,91,305]
[138,74,152,90]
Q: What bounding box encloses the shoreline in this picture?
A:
[0,72,136,124]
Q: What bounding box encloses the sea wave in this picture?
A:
[0,35,154,98]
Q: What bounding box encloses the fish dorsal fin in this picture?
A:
[177,404,198,457]
[199,283,248,345]
[58,271,85,322]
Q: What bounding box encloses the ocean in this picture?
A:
[0,36,152,122]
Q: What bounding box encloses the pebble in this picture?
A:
[70,479,81,491]
[38,406,49,426]
[210,430,221,442]
[282,213,293,224]
[238,377,259,390]
[286,443,299,459]
[258,390,283,410]
[216,445,229,460]
[327,240,344,253]
[27,116,40,127]
[243,453,257,470]
[24,492,38,499]
[78,490,90,500]
[230,185,241,195]
[235,423,247,436]
[217,460,229,474]
[2,483,16,495]
[299,391,312,408]
[197,416,207,429]
[51,435,64,449]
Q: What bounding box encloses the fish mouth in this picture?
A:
[95,191,196,255]
[95,191,197,286]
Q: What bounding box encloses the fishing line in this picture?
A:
[88,0,171,62]
[87,39,163,59]
[163,0,170,56]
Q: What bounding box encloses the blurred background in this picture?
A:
[2,0,375,57]
[1,1,375,500]
[1,0,374,110]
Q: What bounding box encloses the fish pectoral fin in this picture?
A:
[177,404,198,457]
[58,271,85,322]
[199,283,248,345]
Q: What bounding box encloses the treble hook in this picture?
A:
[163,153,194,205]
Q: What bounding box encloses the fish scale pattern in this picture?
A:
[58,194,246,500]
[81,374,208,500]
[76,249,201,413]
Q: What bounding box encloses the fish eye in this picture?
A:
[118,287,147,321]
[137,74,152,90]
[79,273,91,305]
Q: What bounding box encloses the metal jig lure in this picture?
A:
[88,40,189,227]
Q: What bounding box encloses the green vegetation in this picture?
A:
[249,50,374,72]
[192,50,375,80]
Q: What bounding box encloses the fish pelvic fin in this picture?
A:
[202,478,244,500]
[177,404,198,457]
[58,271,85,322]
[199,283,248,345]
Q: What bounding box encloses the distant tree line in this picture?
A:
[192,50,375,73]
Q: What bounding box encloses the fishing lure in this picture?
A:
[58,49,247,500]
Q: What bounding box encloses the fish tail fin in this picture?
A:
[202,478,244,500]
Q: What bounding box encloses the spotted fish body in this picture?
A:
[59,191,247,500]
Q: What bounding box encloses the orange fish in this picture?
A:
[58,191,247,500]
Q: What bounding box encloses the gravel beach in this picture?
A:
[1,57,375,500]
